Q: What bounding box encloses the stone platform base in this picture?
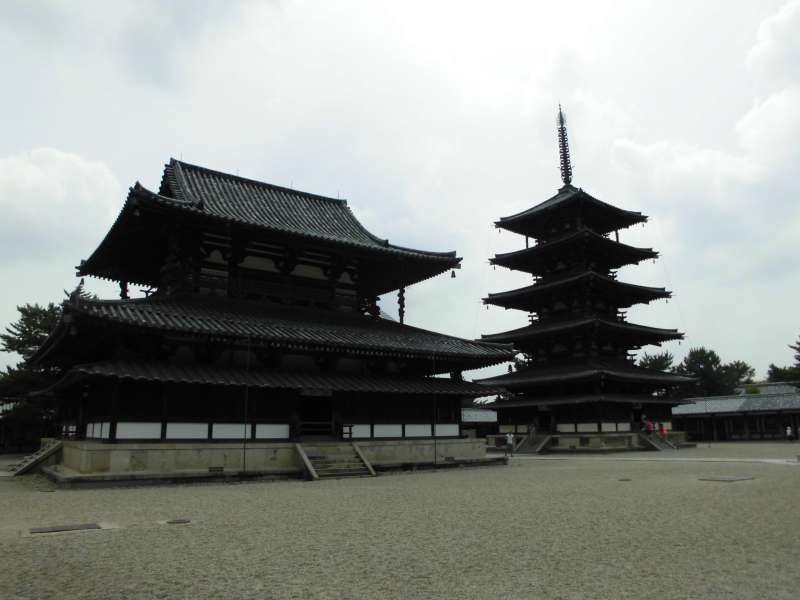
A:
[41,438,497,485]
[517,431,688,453]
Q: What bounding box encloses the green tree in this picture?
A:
[0,302,63,448]
[638,351,674,372]
[767,364,800,382]
[766,333,800,383]
[0,303,61,361]
[673,347,754,397]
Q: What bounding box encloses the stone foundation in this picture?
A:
[52,437,490,482]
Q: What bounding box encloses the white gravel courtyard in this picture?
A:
[1,442,799,600]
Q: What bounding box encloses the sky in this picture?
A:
[0,0,798,380]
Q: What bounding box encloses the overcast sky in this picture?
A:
[1,0,798,380]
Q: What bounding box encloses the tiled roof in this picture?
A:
[478,358,694,388]
[46,361,503,396]
[488,392,681,409]
[483,271,670,310]
[672,391,800,416]
[50,296,513,364]
[158,160,457,261]
[79,159,461,291]
[490,228,658,273]
[481,317,682,345]
[495,185,647,236]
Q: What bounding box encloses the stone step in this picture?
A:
[10,441,63,476]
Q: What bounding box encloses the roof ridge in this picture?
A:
[169,158,348,205]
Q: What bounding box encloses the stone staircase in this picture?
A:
[513,433,552,454]
[639,433,676,451]
[7,439,63,476]
[297,442,376,480]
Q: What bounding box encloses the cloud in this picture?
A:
[746,0,800,92]
[0,148,120,262]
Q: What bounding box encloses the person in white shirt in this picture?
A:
[786,425,793,441]
[505,432,515,457]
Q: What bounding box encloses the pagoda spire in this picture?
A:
[557,104,573,186]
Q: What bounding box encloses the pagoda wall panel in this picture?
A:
[166,423,208,439]
[117,422,161,439]
[255,424,290,439]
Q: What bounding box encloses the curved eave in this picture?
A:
[489,230,658,273]
[477,364,694,388]
[483,272,671,310]
[36,360,507,397]
[495,186,647,236]
[27,310,73,366]
[38,298,515,370]
[489,393,686,409]
[481,318,683,345]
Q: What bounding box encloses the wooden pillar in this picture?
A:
[712,417,718,441]
[109,380,120,442]
[160,383,168,441]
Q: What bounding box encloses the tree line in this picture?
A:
[638,338,800,397]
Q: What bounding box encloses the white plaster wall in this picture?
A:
[617,422,632,432]
[166,423,208,439]
[556,423,576,433]
[373,424,402,438]
[351,425,371,438]
[434,424,459,437]
[577,423,598,433]
[404,424,432,437]
[255,424,290,439]
[601,422,617,432]
[116,422,161,440]
[212,423,249,439]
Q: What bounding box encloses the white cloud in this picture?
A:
[0,148,119,261]
[746,0,800,92]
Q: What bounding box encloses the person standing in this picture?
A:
[505,431,515,457]
[786,425,793,441]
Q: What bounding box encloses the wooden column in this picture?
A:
[109,380,120,442]
[160,383,168,441]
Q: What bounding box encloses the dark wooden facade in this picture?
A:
[478,113,691,434]
[33,159,513,442]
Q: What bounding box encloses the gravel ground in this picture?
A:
[1,443,799,600]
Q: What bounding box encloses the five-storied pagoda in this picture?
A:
[479,108,692,450]
[29,159,513,481]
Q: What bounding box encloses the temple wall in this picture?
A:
[58,438,488,477]
[62,441,301,475]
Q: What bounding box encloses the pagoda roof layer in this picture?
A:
[483,271,670,311]
[34,296,513,368]
[490,228,657,274]
[495,185,647,238]
[487,392,685,409]
[79,160,460,293]
[477,358,694,389]
[39,361,503,396]
[481,317,682,347]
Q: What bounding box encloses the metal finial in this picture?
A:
[557,104,573,186]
